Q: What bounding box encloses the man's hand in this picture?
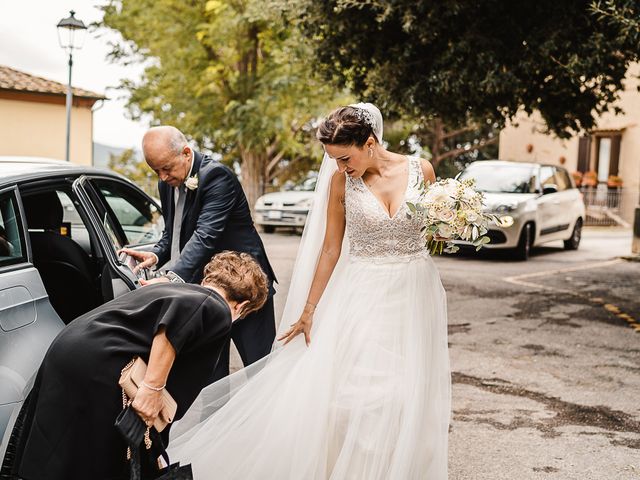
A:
[139,277,170,286]
[118,248,158,273]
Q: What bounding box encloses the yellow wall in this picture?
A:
[0,97,93,166]
[499,63,640,192]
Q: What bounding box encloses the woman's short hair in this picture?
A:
[202,251,268,317]
[316,106,378,147]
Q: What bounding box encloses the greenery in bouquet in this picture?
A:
[407,178,498,255]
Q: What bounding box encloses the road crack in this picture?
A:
[452,372,640,448]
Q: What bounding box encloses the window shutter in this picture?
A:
[609,135,621,176]
[577,136,590,173]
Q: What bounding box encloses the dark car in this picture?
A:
[0,156,162,472]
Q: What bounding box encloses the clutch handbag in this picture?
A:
[119,356,177,432]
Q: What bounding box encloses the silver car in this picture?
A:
[254,177,315,233]
[456,160,585,260]
[0,157,163,472]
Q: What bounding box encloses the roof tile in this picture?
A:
[0,64,105,99]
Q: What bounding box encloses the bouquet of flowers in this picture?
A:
[407,178,497,255]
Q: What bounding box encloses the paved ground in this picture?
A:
[250,227,639,479]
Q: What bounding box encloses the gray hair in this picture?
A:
[167,128,188,155]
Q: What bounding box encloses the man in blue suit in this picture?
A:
[121,126,277,381]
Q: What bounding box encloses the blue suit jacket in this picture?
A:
[152,151,276,290]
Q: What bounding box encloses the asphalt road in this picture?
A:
[252,226,639,479]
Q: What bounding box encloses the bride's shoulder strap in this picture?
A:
[414,157,436,184]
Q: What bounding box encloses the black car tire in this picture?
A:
[0,394,31,480]
[262,225,276,234]
[513,223,532,261]
[563,218,582,250]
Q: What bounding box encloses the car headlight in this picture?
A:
[255,197,266,208]
[497,215,515,228]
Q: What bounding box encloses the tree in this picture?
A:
[108,149,158,198]
[382,117,499,178]
[100,0,348,208]
[296,0,640,139]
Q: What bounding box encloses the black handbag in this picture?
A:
[115,406,193,480]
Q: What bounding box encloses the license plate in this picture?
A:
[267,210,282,220]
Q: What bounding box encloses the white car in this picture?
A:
[456,160,585,260]
[255,178,315,233]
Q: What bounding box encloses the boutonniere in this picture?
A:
[185,174,199,191]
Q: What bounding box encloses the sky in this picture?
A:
[0,1,148,149]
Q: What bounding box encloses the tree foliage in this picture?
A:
[296,0,640,138]
[108,148,158,198]
[100,0,348,208]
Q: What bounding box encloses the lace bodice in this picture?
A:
[344,156,427,260]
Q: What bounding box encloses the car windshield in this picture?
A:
[458,164,538,193]
[291,177,317,192]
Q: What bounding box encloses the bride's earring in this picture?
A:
[368,148,373,158]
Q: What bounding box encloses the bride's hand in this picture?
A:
[278,310,313,346]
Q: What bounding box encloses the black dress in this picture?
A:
[15,283,232,480]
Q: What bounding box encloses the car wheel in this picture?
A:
[262,225,275,234]
[563,218,582,250]
[513,223,532,261]
[0,394,31,479]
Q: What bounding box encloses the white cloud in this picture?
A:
[0,0,149,149]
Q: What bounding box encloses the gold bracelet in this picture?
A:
[303,302,316,313]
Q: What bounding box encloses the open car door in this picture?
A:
[72,175,164,300]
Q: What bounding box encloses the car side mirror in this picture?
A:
[542,184,558,195]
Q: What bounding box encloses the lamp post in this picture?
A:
[57,10,87,163]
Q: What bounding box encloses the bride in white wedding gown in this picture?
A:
[168,103,451,479]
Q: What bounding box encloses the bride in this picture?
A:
[168,103,451,479]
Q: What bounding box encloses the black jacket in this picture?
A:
[152,151,276,289]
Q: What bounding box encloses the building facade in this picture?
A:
[499,63,640,225]
[0,65,104,166]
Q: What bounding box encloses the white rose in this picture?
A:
[185,174,199,190]
[444,181,458,197]
[465,210,479,222]
[438,223,454,238]
[462,187,476,201]
[436,208,456,223]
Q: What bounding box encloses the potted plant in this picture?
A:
[582,170,598,188]
[607,175,623,188]
[571,171,583,187]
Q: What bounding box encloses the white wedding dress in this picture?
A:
[169,156,451,479]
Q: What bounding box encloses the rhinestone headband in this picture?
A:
[353,107,376,131]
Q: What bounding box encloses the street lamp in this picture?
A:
[57,10,87,163]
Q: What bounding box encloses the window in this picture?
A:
[90,179,164,249]
[458,164,538,193]
[539,166,556,188]
[576,133,621,181]
[0,191,26,267]
[553,168,571,191]
[56,191,93,254]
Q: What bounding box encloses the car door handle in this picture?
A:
[553,201,561,205]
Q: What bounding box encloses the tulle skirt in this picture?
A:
[169,251,451,479]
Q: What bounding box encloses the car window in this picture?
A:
[554,168,571,191]
[539,166,556,188]
[56,191,93,253]
[458,164,537,193]
[292,177,317,192]
[91,179,164,248]
[0,191,26,267]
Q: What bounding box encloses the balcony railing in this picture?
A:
[581,186,632,227]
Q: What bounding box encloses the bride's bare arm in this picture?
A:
[278,171,346,346]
